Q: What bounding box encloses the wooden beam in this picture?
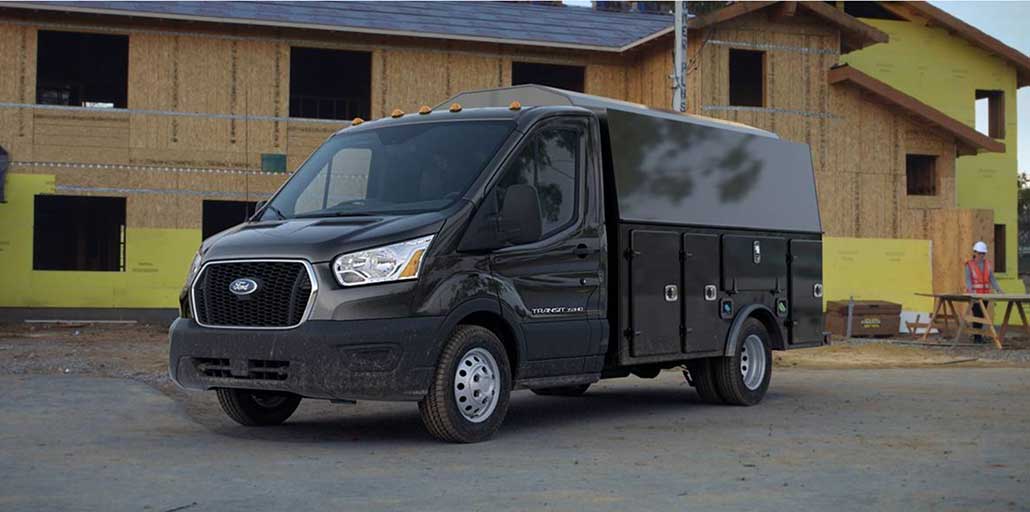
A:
[689,1,778,30]
[768,1,798,22]
[829,65,1006,155]
[798,1,889,50]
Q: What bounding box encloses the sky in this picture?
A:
[565,0,1029,172]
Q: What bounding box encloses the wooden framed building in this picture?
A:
[0,1,1023,321]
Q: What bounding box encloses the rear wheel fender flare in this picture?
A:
[723,304,785,356]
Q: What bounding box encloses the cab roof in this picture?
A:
[441,85,777,138]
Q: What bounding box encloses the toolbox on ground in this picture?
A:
[825,300,902,337]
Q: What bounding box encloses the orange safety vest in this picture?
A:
[966,259,993,294]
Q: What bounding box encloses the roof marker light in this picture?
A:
[351,117,364,126]
[509,101,522,111]
[449,103,462,113]
[418,105,432,115]
[391,109,405,118]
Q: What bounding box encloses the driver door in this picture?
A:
[489,117,602,366]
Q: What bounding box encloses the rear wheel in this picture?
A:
[684,358,724,404]
[419,325,512,443]
[216,388,302,426]
[712,318,772,405]
[531,383,591,397]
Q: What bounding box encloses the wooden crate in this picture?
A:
[826,300,902,337]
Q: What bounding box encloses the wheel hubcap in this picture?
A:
[453,348,500,423]
[740,334,767,391]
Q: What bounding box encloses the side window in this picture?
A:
[495,122,584,238]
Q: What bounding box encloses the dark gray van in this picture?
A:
[169,85,825,443]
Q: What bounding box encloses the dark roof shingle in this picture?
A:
[8,1,674,51]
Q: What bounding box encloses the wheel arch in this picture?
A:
[435,299,523,380]
[723,304,786,356]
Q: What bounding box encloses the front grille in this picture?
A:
[195,358,290,381]
[193,260,314,328]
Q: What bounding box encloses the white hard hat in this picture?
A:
[973,241,988,254]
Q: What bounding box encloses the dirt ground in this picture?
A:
[3,322,1030,511]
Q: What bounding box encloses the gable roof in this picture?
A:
[828,65,1005,156]
[875,1,1030,87]
[688,1,888,52]
[0,1,673,52]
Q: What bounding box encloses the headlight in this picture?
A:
[333,235,434,287]
[185,251,202,284]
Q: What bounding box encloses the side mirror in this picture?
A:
[458,184,542,252]
[498,184,542,245]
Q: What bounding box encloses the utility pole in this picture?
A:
[671,1,688,112]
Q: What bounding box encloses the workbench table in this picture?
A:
[916,293,1030,348]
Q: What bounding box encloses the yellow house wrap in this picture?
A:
[822,237,934,313]
[0,174,197,309]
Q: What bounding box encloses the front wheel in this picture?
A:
[216,388,302,426]
[419,325,512,443]
[712,318,772,405]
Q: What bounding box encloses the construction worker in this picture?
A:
[965,241,1003,343]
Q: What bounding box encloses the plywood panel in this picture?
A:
[0,23,35,159]
[247,172,289,198]
[816,171,856,238]
[285,122,339,171]
[126,169,178,229]
[382,49,449,114]
[447,53,503,97]
[928,208,994,294]
[585,63,626,101]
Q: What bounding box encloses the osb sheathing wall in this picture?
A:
[0,12,636,235]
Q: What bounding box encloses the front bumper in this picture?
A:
[168,317,442,401]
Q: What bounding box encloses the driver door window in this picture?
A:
[495,122,584,239]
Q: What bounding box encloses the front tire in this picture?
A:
[216,388,302,426]
[712,318,772,405]
[419,325,512,443]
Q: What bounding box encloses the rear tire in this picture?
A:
[712,318,772,406]
[216,388,302,426]
[684,358,724,404]
[419,325,512,443]
[531,383,591,397]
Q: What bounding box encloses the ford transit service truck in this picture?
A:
[169,85,825,443]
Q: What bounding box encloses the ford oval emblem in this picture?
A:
[229,278,258,296]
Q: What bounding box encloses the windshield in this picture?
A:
[262,120,515,219]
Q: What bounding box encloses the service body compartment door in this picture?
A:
[682,233,722,353]
[789,239,824,346]
[628,230,681,357]
[722,235,787,292]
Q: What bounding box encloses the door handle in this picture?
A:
[573,244,594,258]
